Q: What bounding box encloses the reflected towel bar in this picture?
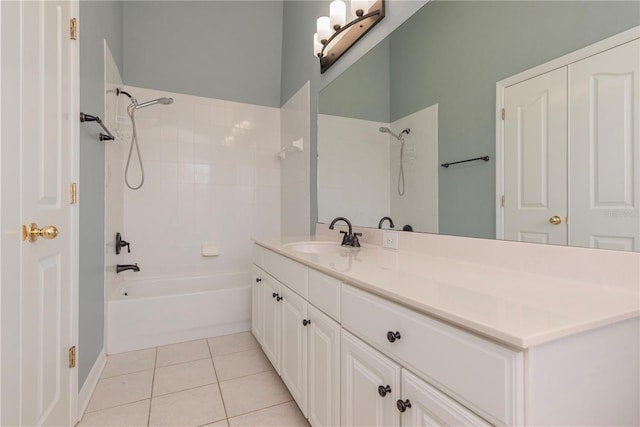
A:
[441,156,490,168]
[80,112,115,141]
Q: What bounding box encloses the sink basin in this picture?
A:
[284,241,347,254]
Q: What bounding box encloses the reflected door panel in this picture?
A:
[503,67,568,245]
[569,39,640,251]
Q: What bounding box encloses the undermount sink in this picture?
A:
[284,241,348,254]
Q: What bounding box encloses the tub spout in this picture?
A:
[117,263,140,274]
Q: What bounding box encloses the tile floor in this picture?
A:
[79,332,309,427]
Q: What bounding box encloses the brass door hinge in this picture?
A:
[70,18,77,40]
[69,346,76,368]
[70,182,77,204]
[501,108,505,120]
[501,195,505,207]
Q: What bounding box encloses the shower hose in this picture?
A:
[125,103,145,190]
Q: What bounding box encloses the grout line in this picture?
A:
[226,399,295,422]
[100,365,155,380]
[207,338,230,421]
[83,397,151,415]
[210,345,262,360]
[155,355,211,369]
[150,378,219,399]
[147,347,158,427]
[216,366,274,384]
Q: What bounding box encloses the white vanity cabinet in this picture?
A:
[341,330,401,426]
[307,305,341,427]
[280,285,309,416]
[251,266,264,344]
[261,273,282,373]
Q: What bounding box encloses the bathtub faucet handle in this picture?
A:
[115,232,132,255]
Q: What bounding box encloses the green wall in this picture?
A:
[318,38,390,123]
[389,1,640,238]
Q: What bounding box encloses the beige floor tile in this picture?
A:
[213,348,272,381]
[228,401,309,427]
[86,370,154,412]
[102,348,156,378]
[153,358,217,396]
[78,399,150,426]
[202,420,229,427]
[156,339,210,367]
[148,384,226,427]
[219,371,292,418]
[208,332,259,357]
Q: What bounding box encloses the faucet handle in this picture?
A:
[352,233,362,248]
[339,230,351,246]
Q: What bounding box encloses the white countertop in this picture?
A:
[253,235,639,349]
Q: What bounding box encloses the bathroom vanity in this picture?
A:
[251,232,639,427]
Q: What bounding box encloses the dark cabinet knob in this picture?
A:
[256,277,262,283]
[396,399,411,412]
[378,385,391,397]
[303,319,311,326]
[276,295,283,302]
[387,331,401,343]
[272,292,278,298]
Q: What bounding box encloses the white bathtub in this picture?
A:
[107,273,251,354]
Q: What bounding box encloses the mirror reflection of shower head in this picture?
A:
[378,126,410,141]
[134,97,174,109]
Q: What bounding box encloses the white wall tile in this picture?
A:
[120,86,280,280]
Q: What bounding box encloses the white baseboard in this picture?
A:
[77,348,107,421]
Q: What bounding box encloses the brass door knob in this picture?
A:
[22,223,59,242]
[549,216,562,225]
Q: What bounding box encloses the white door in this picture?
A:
[262,275,281,373]
[341,330,400,427]
[307,305,341,427]
[280,287,308,417]
[568,39,640,251]
[1,0,78,426]
[503,67,568,245]
[251,266,264,344]
[399,369,488,427]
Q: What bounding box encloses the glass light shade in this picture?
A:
[351,0,369,17]
[330,0,346,30]
[317,16,331,42]
[313,33,323,57]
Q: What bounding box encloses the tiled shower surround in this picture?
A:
[115,86,281,281]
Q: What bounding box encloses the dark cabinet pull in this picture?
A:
[387,331,401,343]
[276,295,283,302]
[272,292,278,298]
[256,277,262,283]
[378,385,391,397]
[303,319,311,326]
[396,399,412,412]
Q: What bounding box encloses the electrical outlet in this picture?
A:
[382,231,399,249]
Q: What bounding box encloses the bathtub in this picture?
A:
[107,273,251,354]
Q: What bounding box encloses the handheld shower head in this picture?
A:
[134,97,174,109]
[378,126,411,141]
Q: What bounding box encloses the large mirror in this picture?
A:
[318,0,640,251]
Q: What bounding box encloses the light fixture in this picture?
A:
[313,0,385,73]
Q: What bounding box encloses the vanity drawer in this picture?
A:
[341,284,522,426]
[263,249,308,298]
[308,269,341,321]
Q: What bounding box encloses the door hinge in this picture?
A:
[501,108,505,120]
[70,182,77,204]
[69,346,76,368]
[70,18,77,40]
[501,195,505,207]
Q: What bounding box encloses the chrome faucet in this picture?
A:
[117,263,140,274]
[329,217,361,247]
[378,216,395,229]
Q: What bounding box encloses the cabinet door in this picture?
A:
[262,275,281,373]
[400,369,490,427]
[251,266,264,345]
[281,286,309,417]
[308,305,341,427]
[341,330,401,427]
